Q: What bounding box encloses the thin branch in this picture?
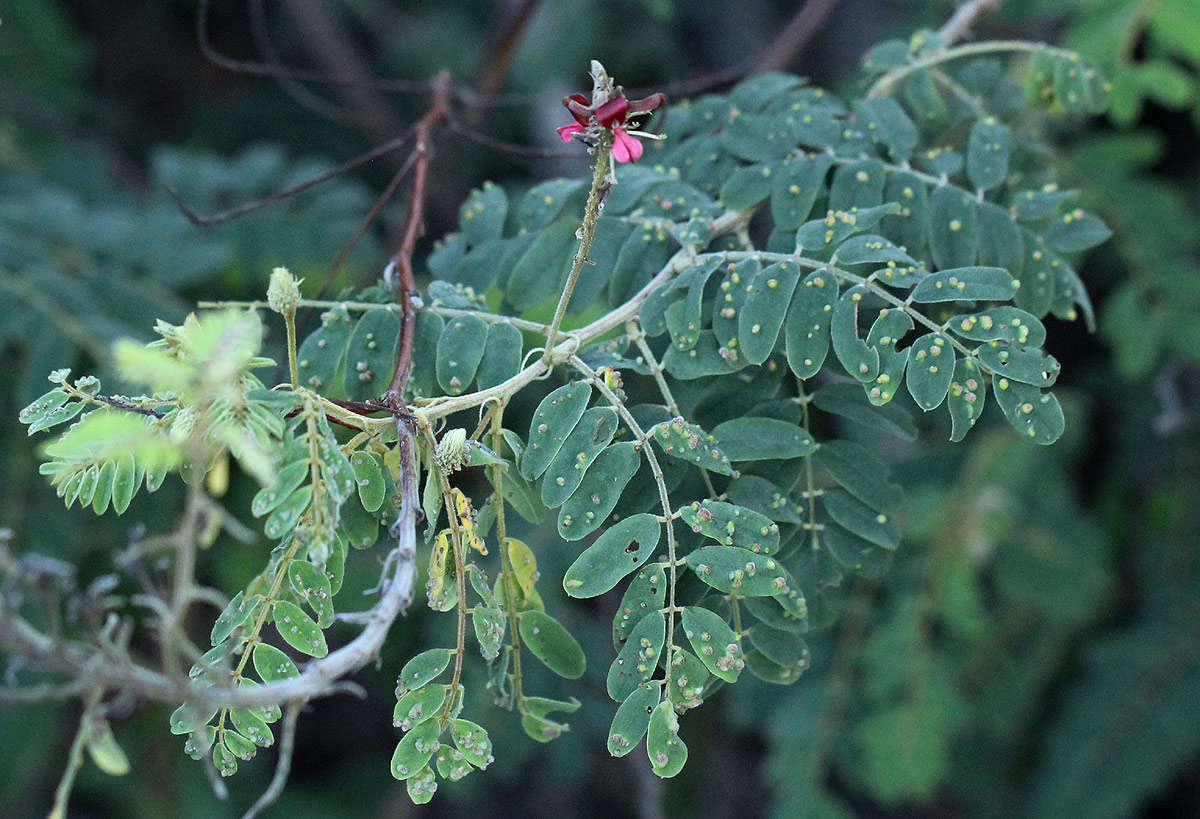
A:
[195,0,433,95]
[752,0,842,74]
[938,0,1004,48]
[165,129,415,226]
[241,704,301,819]
[470,0,542,121]
[248,0,352,123]
[383,72,453,408]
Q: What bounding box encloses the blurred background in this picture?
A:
[2,1,1198,816]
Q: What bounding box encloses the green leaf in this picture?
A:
[947,357,987,442]
[507,216,580,310]
[1043,209,1111,253]
[349,450,385,513]
[712,416,816,462]
[91,460,115,515]
[169,703,217,736]
[821,488,899,549]
[992,378,1064,444]
[977,342,1060,386]
[613,564,668,649]
[720,163,774,210]
[435,314,487,396]
[725,475,803,524]
[19,388,68,425]
[646,701,688,778]
[666,259,721,352]
[864,306,913,405]
[255,458,305,515]
[686,545,804,603]
[1015,230,1056,315]
[929,185,979,270]
[475,321,523,390]
[834,234,918,268]
[396,648,453,695]
[472,607,506,662]
[949,306,1046,347]
[649,417,736,476]
[910,267,1019,303]
[557,442,641,541]
[679,499,781,554]
[405,764,438,803]
[263,486,311,539]
[522,382,592,480]
[796,203,901,256]
[881,172,930,261]
[608,685,661,757]
[608,610,666,701]
[110,453,137,515]
[771,154,834,231]
[210,591,253,646]
[816,439,902,512]
[390,719,441,780]
[540,407,618,508]
[680,606,744,682]
[854,98,918,162]
[520,610,585,679]
[288,559,335,628]
[564,513,661,598]
[748,624,810,671]
[296,305,354,393]
[663,332,745,379]
[977,200,1025,277]
[448,719,492,769]
[828,159,885,211]
[905,333,956,410]
[521,713,569,743]
[408,309,444,399]
[822,519,893,578]
[343,308,401,400]
[1011,185,1075,221]
[339,491,379,550]
[812,382,917,441]
[458,181,507,245]
[229,709,273,748]
[744,648,806,684]
[743,596,809,634]
[517,178,586,228]
[966,117,1011,191]
[252,642,299,683]
[666,647,710,709]
[393,684,447,732]
[86,719,131,775]
[272,600,327,658]
[785,270,838,379]
[831,286,880,382]
[739,261,803,364]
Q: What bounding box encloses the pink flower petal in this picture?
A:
[557,123,585,142]
[612,128,643,163]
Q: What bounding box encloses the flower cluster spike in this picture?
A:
[556,60,665,164]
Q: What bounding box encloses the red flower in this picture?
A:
[557,90,665,164]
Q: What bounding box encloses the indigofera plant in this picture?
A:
[8,18,1114,813]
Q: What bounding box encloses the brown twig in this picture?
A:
[318,146,421,295]
[752,0,842,73]
[469,0,542,122]
[165,129,414,226]
[195,0,432,95]
[382,71,452,410]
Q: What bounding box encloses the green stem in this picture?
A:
[543,140,613,361]
[50,687,104,819]
[284,309,300,388]
[867,40,1076,100]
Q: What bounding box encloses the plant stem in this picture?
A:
[867,40,1075,100]
[543,140,613,361]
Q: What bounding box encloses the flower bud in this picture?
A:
[267,266,302,315]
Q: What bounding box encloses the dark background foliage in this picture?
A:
[2,1,1198,817]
